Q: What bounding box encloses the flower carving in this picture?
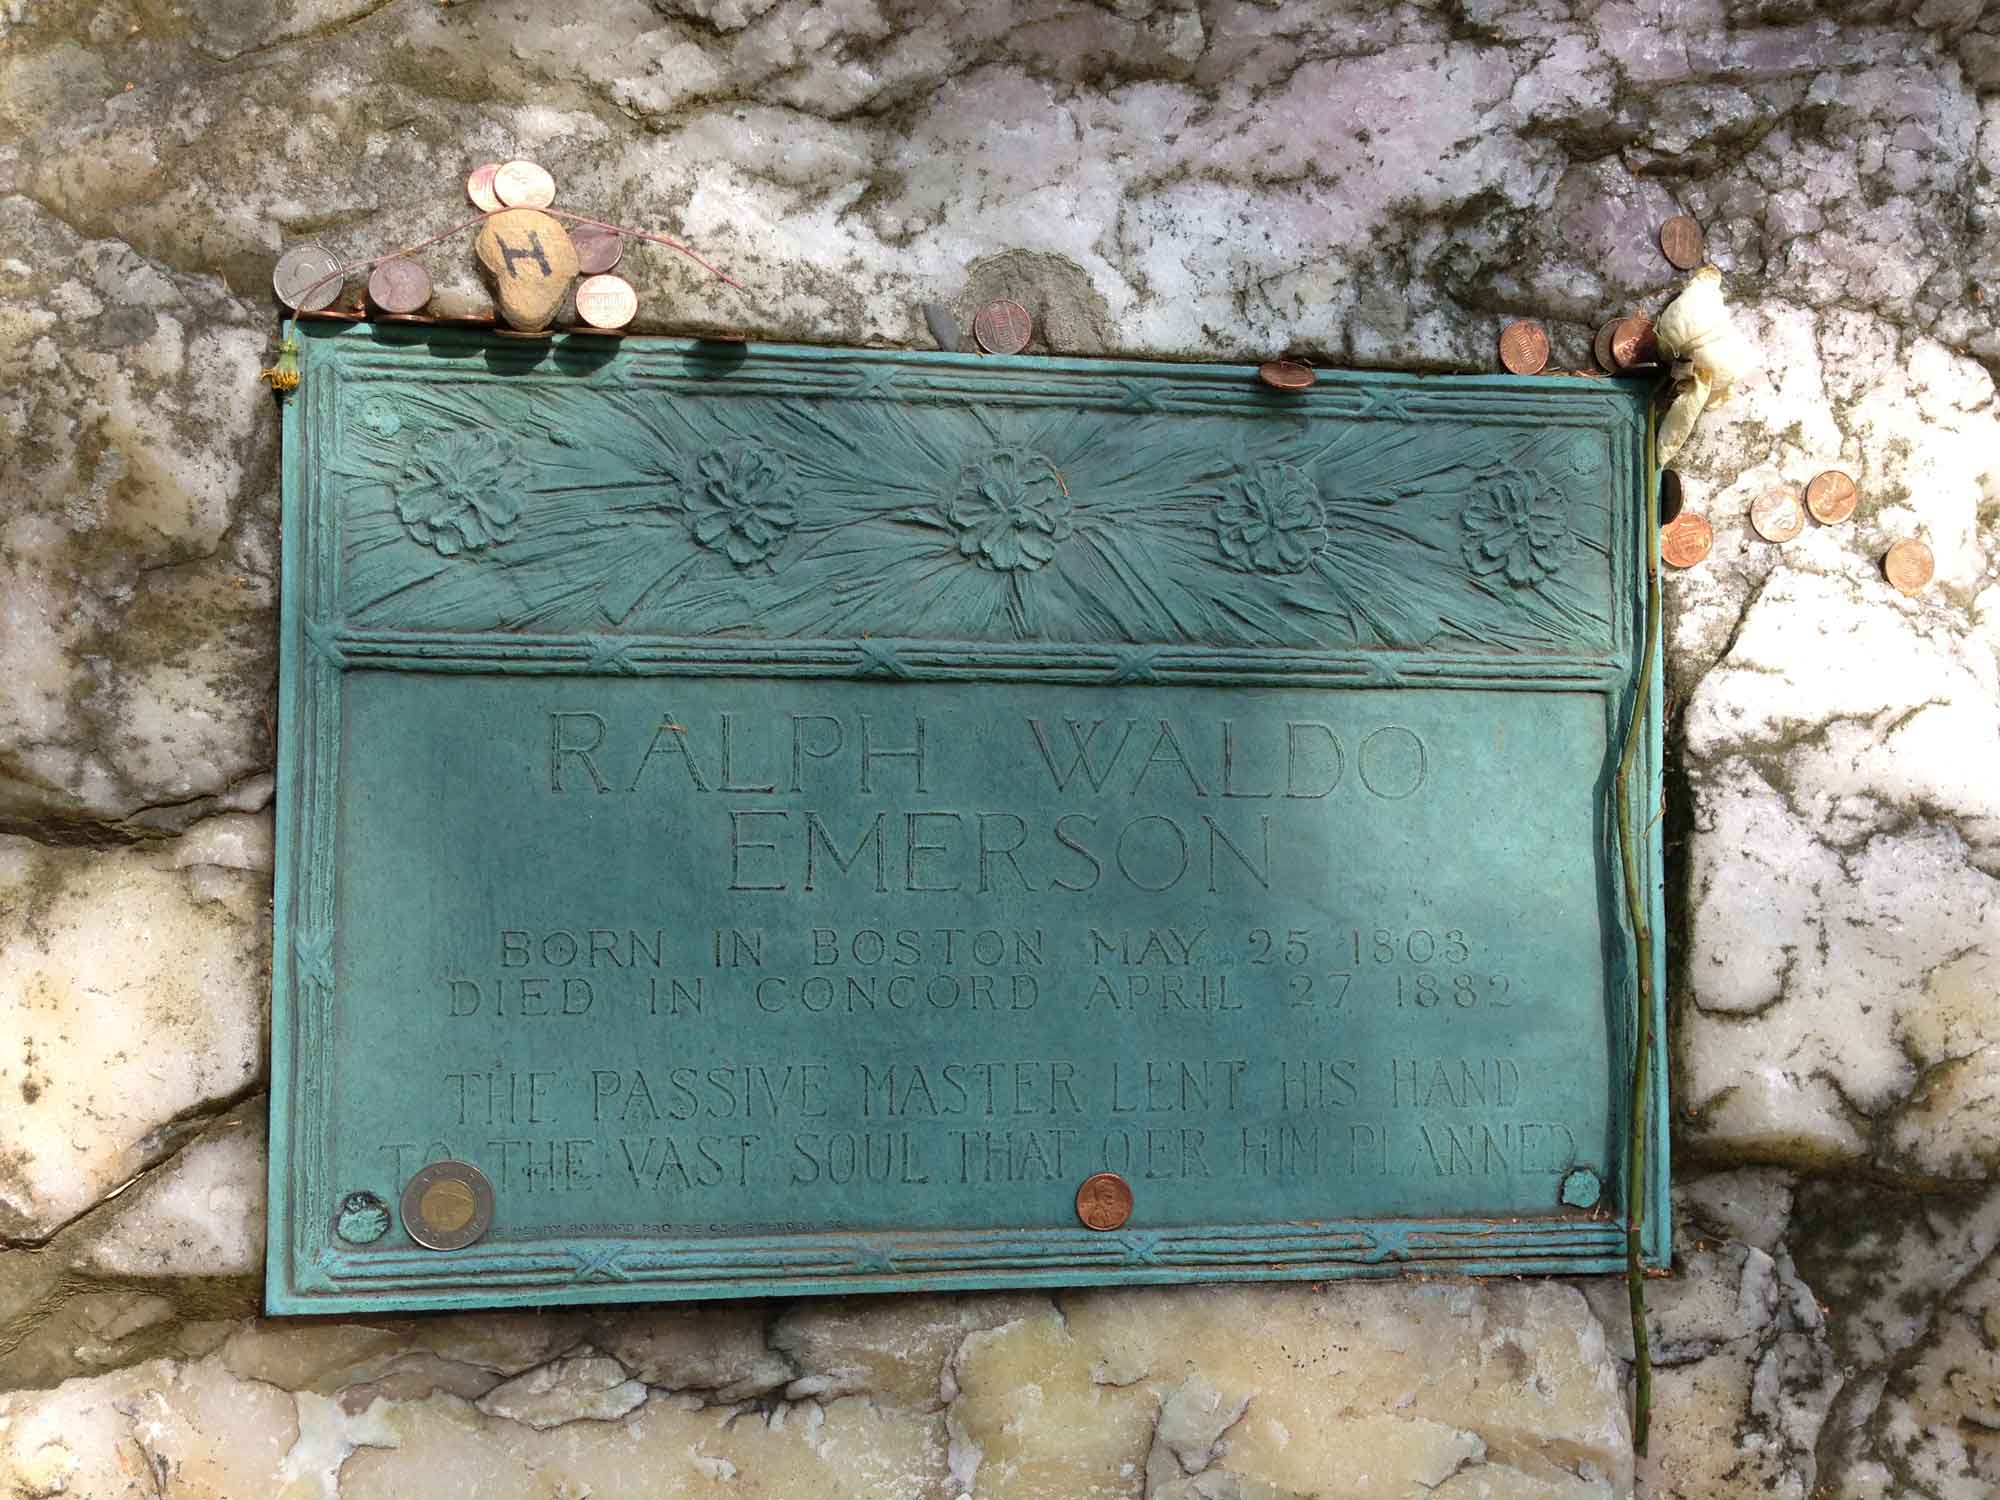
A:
[947,447,1073,571]
[395,431,521,556]
[1214,460,1326,573]
[1461,473,1575,587]
[684,441,799,567]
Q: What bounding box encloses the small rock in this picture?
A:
[474,209,577,332]
[474,1351,649,1429]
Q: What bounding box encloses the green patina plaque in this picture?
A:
[268,323,1666,1314]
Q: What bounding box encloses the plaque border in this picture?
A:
[268,322,1668,1313]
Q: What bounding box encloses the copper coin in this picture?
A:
[493,159,556,209]
[1660,215,1704,271]
[1660,510,1713,568]
[1609,316,1659,369]
[1594,319,1623,374]
[1498,320,1549,375]
[572,229,623,275]
[573,274,638,330]
[1075,1172,1133,1232]
[273,244,344,311]
[973,299,1032,355]
[1750,489,1806,543]
[367,258,432,315]
[1805,470,1858,525]
[400,1161,493,1251]
[1885,538,1935,594]
[466,162,503,213]
[1258,358,1314,391]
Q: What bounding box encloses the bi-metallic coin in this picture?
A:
[273,244,344,312]
[401,1161,494,1251]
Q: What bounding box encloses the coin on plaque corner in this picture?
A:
[1594,318,1623,374]
[1805,469,1858,525]
[475,208,578,332]
[574,273,638,330]
[466,162,503,213]
[973,298,1032,355]
[571,229,623,276]
[1884,538,1935,594]
[367,258,432,316]
[1075,1172,1133,1231]
[1750,489,1805,543]
[1498,320,1549,375]
[1660,215,1705,271]
[401,1161,493,1251]
[1609,315,1659,369]
[273,244,344,312]
[1660,510,1714,569]
[493,159,556,210]
[1258,358,1314,391]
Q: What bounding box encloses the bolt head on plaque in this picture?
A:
[1560,1167,1603,1209]
[402,1161,494,1251]
[1075,1172,1134,1231]
[334,1190,392,1244]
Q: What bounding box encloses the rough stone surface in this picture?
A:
[3,0,1999,1496]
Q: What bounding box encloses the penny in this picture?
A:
[1609,315,1659,369]
[493,159,556,210]
[1075,1172,1134,1232]
[973,298,1032,355]
[466,162,503,213]
[1660,215,1704,271]
[1659,510,1713,568]
[572,229,623,275]
[1884,538,1935,594]
[272,244,344,311]
[367,258,432,315]
[1257,358,1315,391]
[401,1161,493,1251]
[1750,489,1806,543]
[1805,469,1858,525]
[574,273,638,330]
[1498,320,1549,375]
[1594,318,1623,374]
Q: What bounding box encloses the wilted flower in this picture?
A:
[1214,460,1326,573]
[947,447,1073,572]
[395,431,521,555]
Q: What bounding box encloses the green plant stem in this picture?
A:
[1616,396,1662,1456]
